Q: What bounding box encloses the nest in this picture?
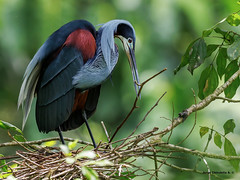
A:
[1,127,168,180]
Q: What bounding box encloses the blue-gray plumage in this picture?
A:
[18,19,140,146]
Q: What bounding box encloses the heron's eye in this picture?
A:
[128,38,133,44]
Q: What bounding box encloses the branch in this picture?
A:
[215,96,240,103]
[108,68,167,144]
[158,69,240,136]
[0,137,91,148]
[160,143,240,161]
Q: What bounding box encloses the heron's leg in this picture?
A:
[57,126,65,144]
[82,110,97,148]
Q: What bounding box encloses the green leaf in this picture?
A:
[198,65,219,99]
[224,60,240,98]
[0,120,23,134]
[227,13,240,26]
[206,44,219,58]
[223,119,236,135]
[198,66,211,99]
[202,28,213,37]
[224,138,239,171]
[174,38,199,74]
[214,27,227,37]
[68,139,79,150]
[216,48,227,79]
[214,132,222,149]
[41,140,56,147]
[13,134,26,142]
[82,166,98,180]
[227,37,240,60]
[214,28,234,44]
[0,154,8,172]
[187,38,207,74]
[200,127,209,138]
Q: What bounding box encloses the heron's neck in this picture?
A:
[64,29,96,62]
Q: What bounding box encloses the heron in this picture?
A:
[18,19,140,148]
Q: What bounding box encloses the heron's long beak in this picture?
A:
[118,36,141,97]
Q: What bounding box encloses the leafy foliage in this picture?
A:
[227,37,240,60]
[224,138,239,171]
[224,60,240,98]
[0,120,26,142]
[0,154,8,172]
[175,12,240,100]
[214,132,222,149]
[223,119,236,135]
[227,13,240,26]
[199,126,209,138]
[199,119,239,171]
[174,38,207,75]
[216,48,227,79]
[0,120,23,135]
[198,65,219,99]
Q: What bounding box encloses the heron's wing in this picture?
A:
[18,21,94,130]
[85,85,101,117]
[36,46,83,132]
[59,85,101,131]
[18,35,70,130]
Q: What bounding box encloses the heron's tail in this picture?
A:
[18,61,41,130]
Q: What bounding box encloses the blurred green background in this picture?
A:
[0,0,240,179]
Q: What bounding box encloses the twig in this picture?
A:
[7,131,33,152]
[160,143,240,161]
[118,92,166,148]
[101,121,112,150]
[16,151,44,169]
[167,102,175,143]
[201,156,211,180]
[215,96,240,103]
[109,68,167,144]
[203,126,213,152]
[153,152,158,180]
[0,137,91,148]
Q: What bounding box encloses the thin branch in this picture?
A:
[109,68,167,144]
[203,126,214,152]
[0,137,91,148]
[201,156,211,180]
[158,69,240,137]
[167,102,175,143]
[215,96,240,103]
[160,143,240,161]
[118,92,166,148]
[101,121,112,150]
[7,131,33,152]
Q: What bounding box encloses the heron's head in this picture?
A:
[115,23,140,96]
[100,20,140,96]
